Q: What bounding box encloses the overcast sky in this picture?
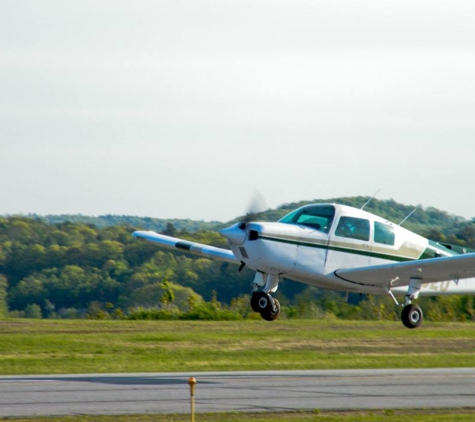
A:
[1,1,474,222]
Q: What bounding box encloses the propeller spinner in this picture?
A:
[219,223,247,246]
[220,192,266,246]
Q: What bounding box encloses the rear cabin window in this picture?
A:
[335,217,370,241]
[374,222,395,245]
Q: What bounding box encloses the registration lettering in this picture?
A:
[422,281,450,292]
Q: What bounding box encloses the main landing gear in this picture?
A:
[401,303,423,329]
[251,291,281,321]
[398,278,423,329]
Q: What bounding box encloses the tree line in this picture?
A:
[1,197,475,321]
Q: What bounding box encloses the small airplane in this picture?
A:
[133,202,475,328]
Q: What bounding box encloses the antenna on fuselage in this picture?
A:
[399,207,418,226]
[361,189,381,210]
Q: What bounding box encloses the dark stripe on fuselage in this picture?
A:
[176,241,193,251]
[259,235,412,263]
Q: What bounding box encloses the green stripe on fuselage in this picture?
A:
[259,235,415,263]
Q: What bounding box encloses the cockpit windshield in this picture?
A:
[279,205,335,233]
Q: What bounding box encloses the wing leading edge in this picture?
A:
[335,253,475,288]
[132,230,238,264]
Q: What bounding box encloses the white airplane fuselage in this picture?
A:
[222,204,475,297]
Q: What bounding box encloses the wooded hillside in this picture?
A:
[1,197,475,320]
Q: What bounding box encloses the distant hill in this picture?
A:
[19,214,221,233]
[9,196,475,247]
[2,196,475,318]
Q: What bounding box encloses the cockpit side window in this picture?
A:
[374,221,395,245]
[279,205,335,233]
[335,216,370,241]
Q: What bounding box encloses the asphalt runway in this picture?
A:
[1,368,475,417]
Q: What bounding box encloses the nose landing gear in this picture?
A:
[251,291,281,321]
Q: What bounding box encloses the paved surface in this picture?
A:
[1,368,475,417]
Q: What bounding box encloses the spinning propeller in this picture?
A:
[220,192,267,246]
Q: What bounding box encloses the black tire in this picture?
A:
[401,304,423,329]
[251,292,272,313]
[260,298,281,322]
[250,292,263,313]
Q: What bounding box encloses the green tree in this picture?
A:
[24,303,42,318]
[0,275,8,318]
[160,279,175,308]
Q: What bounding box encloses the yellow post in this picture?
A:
[188,377,197,422]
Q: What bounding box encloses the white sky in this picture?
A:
[1,1,475,222]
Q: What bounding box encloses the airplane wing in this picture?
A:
[335,253,475,288]
[132,230,239,264]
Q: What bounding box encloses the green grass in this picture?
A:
[1,319,475,375]
[2,409,475,421]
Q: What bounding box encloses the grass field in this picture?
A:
[2,409,475,421]
[1,319,475,375]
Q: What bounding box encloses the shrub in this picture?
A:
[127,307,180,320]
[180,301,242,321]
[24,303,42,319]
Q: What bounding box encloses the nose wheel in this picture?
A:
[251,292,281,321]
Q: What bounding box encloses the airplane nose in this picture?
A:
[219,223,246,246]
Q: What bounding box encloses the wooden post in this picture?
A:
[188,377,196,422]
